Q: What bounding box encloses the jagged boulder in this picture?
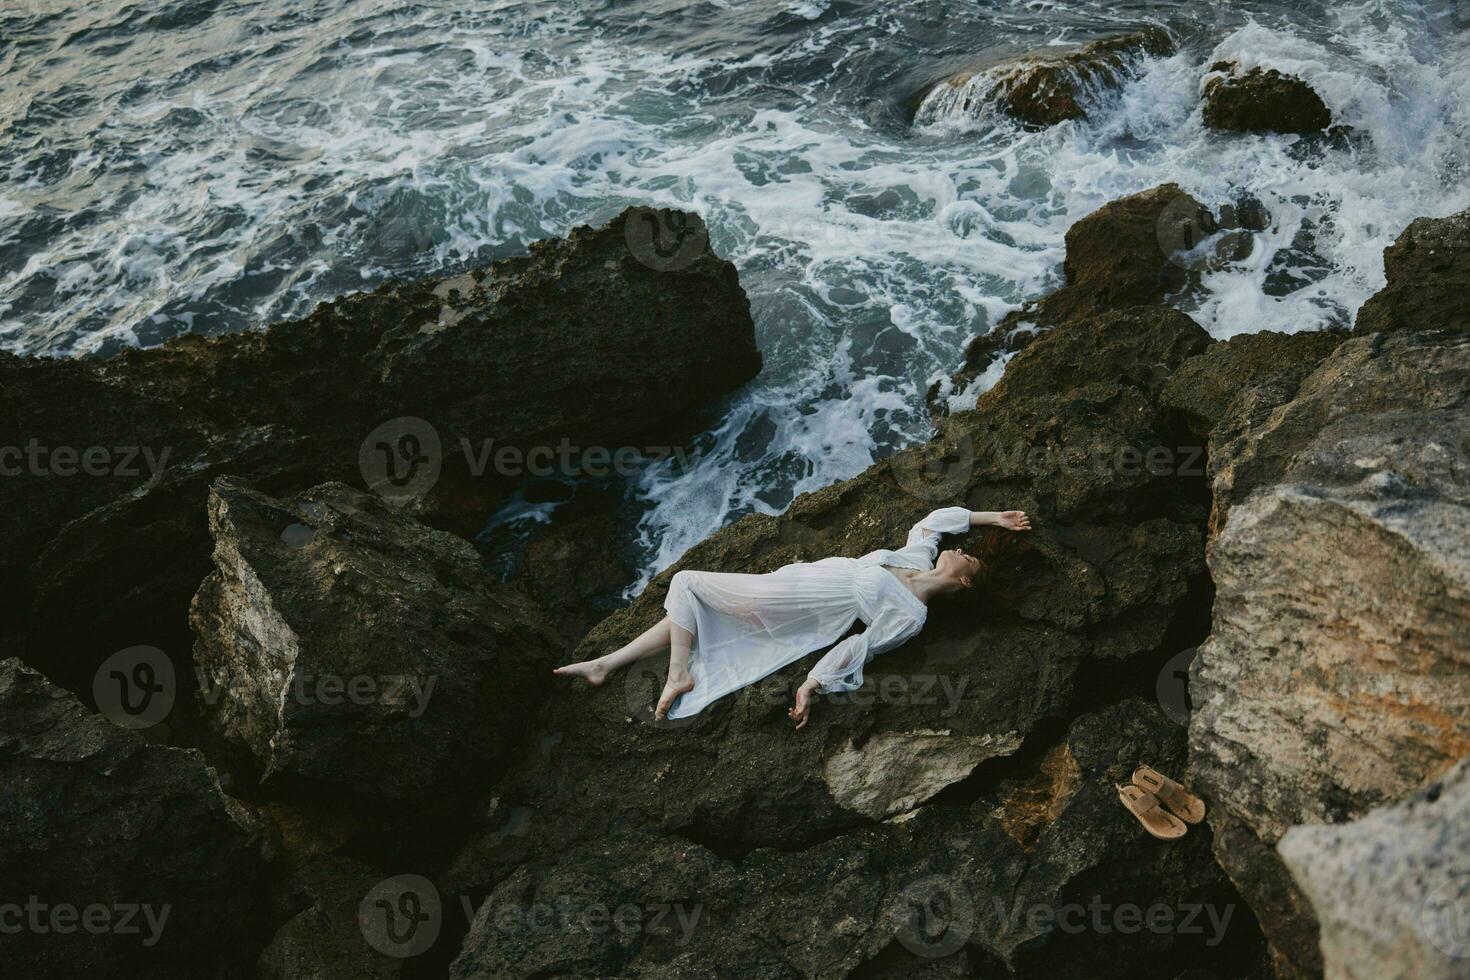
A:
[1202,63,1333,134]
[1207,329,1470,525]
[1,207,759,708]
[0,658,270,978]
[915,28,1176,130]
[448,700,1259,979]
[1355,206,1470,336]
[190,479,563,834]
[932,183,1254,415]
[1278,758,1470,980]
[1188,330,1470,976]
[1158,329,1346,439]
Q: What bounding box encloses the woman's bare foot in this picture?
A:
[654,667,695,721]
[552,658,610,687]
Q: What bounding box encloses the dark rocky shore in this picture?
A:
[3,45,1468,980]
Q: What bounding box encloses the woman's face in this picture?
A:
[936,548,979,587]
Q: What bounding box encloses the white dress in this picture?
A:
[663,507,973,719]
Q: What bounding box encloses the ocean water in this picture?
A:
[3,0,1468,588]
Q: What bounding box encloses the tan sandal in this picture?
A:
[1117,783,1188,840]
[1132,764,1207,824]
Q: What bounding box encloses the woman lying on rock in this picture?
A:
[554,507,1032,728]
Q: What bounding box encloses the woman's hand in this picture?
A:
[995,510,1031,532]
[789,678,819,731]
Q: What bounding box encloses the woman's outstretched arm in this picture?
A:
[967,510,1031,531]
[905,507,1031,555]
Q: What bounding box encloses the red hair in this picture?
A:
[960,527,1036,604]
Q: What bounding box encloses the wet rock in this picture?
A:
[1202,64,1333,134]
[1188,331,1470,976]
[0,657,269,978]
[932,184,1209,415]
[190,479,563,837]
[916,28,1177,130]
[448,700,1260,979]
[1354,206,1470,336]
[1279,758,1470,980]
[1,207,758,713]
[1159,329,1346,439]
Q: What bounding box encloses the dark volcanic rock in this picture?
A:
[95,207,760,482]
[2,207,759,711]
[1354,206,1470,336]
[916,28,1177,130]
[1158,329,1346,439]
[256,855,403,980]
[190,479,562,832]
[1189,331,1470,976]
[933,184,1207,414]
[0,658,270,978]
[1202,64,1333,134]
[449,700,1259,979]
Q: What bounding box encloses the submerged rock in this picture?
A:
[1278,758,1470,980]
[1202,63,1333,134]
[1188,330,1470,976]
[1354,206,1470,336]
[0,658,269,977]
[915,28,1176,130]
[1,207,759,713]
[190,479,562,830]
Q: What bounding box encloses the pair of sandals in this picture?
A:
[1117,764,1207,840]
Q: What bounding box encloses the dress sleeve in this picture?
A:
[807,610,925,695]
[904,507,973,553]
